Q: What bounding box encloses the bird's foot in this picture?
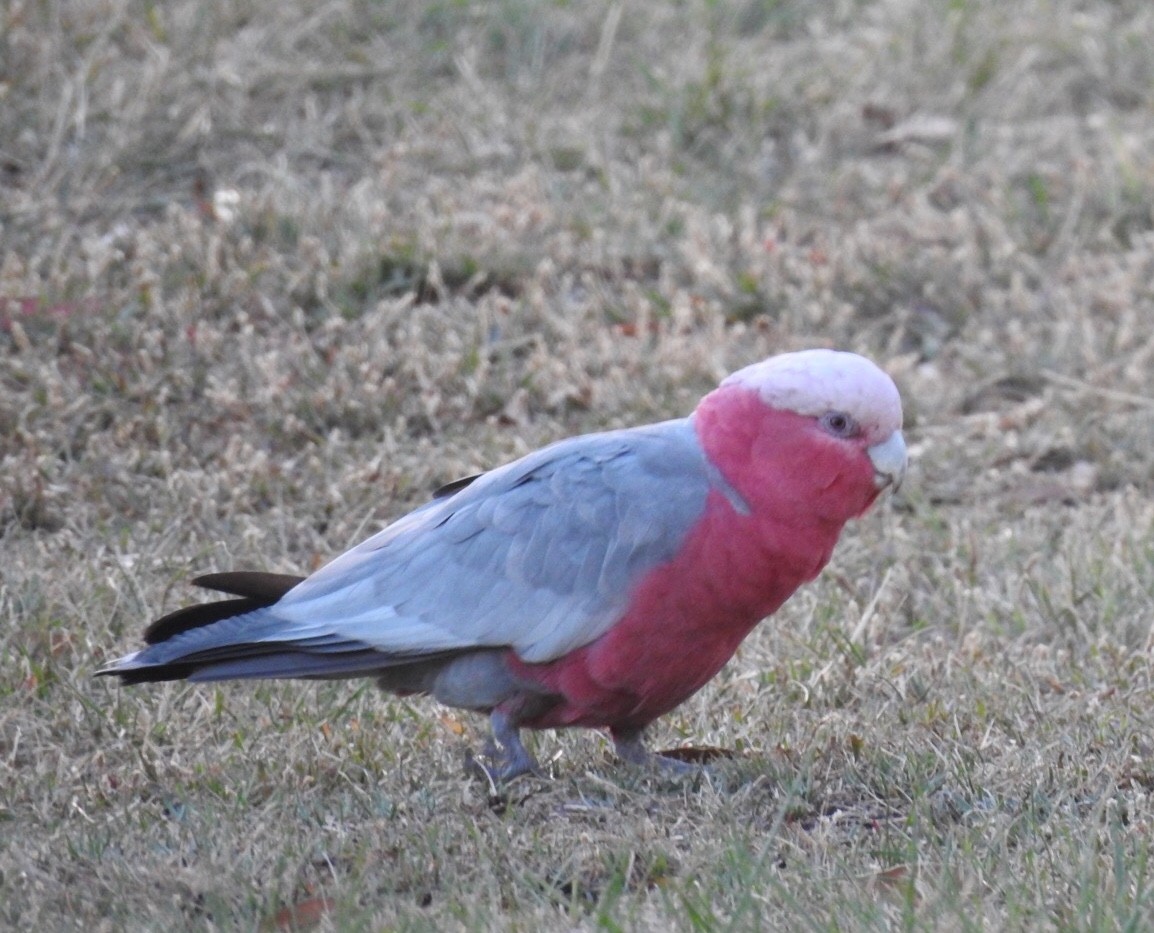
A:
[612,728,698,775]
[465,708,541,784]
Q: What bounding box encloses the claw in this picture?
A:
[611,727,698,775]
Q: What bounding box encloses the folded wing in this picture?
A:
[100,418,713,682]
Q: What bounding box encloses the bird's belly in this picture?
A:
[507,616,749,730]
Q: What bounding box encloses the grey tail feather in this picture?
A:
[185,651,400,681]
[100,649,390,685]
[102,643,465,686]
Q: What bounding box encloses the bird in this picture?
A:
[98,348,906,780]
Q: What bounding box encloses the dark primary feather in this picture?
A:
[193,571,305,601]
[143,596,273,646]
[432,473,482,499]
[114,661,200,685]
[141,572,304,645]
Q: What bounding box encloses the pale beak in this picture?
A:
[868,431,908,493]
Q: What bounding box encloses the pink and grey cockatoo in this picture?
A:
[99,349,906,779]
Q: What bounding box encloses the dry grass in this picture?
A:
[4,0,1154,928]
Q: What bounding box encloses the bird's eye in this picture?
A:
[820,410,858,438]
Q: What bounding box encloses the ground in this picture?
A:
[3,0,1154,929]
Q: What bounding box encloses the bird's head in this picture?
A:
[695,349,907,524]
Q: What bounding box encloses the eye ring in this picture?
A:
[820,410,858,438]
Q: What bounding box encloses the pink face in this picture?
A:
[696,349,907,524]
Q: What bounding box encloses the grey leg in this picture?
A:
[611,727,696,774]
[481,707,540,781]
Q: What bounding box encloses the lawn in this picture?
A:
[4,0,1154,928]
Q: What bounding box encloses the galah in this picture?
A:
[99,349,906,779]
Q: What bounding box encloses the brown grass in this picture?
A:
[4,0,1154,928]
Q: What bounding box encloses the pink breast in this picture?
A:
[505,486,832,731]
[503,388,879,733]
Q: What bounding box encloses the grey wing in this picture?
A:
[270,417,714,662]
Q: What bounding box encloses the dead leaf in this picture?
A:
[265,896,333,931]
[656,745,738,764]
